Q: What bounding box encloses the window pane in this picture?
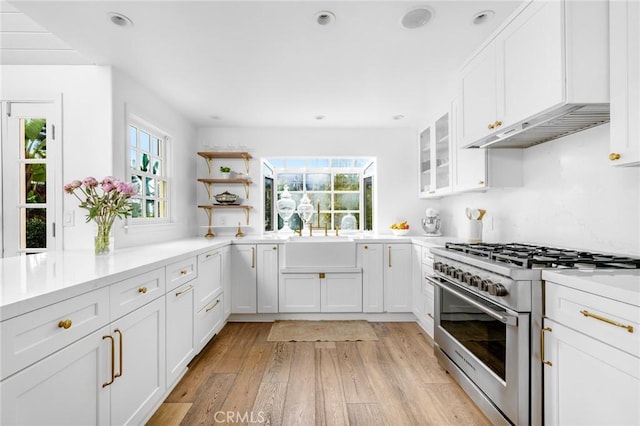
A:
[157,180,166,198]
[334,193,359,210]
[317,212,331,227]
[129,125,137,147]
[277,174,303,191]
[131,175,142,195]
[305,173,331,191]
[23,118,47,159]
[23,163,47,203]
[140,153,150,172]
[335,173,359,191]
[307,193,331,211]
[335,212,359,229]
[145,177,155,196]
[331,159,354,168]
[158,201,167,218]
[24,208,47,248]
[307,159,330,168]
[131,198,142,218]
[130,150,137,169]
[145,200,155,218]
[152,159,161,175]
[152,137,159,155]
[140,131,150,152]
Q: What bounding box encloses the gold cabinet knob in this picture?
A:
[478,180,485,185]
[138,287,148,294]
[488,123,495,130]
[58,319,72,329]
[495,120,502,127]
[180,269,188,275]
[609,152,621,161]
[364,245,368,249]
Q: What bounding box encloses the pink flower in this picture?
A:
[102,181,115,192]
[64,180,82,193]
[82,177,98,188]
[116,181,137,196]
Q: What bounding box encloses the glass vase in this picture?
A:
[94,222,114,255]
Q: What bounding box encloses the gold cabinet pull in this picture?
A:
[609,152,621,161]
[58,319,72,329]
[495,120,502,127]
[180,269,188,275]
[478,180,485,185]
[272,246,277,250]
[175,284,194,297]
[541,327,553,366]
[427,313,434,319]
[319,273,326,279]
[580,310,634,333]
[206,251,219,258]
[206,299,221,313]
[251,247,255,268]
[102,335,115,387]
[114,329,123,378]
[138,287,148,294]
[488,123,495,130]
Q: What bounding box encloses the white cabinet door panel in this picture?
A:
[231,245,257,314]
[279,274,321,313]
[321,273,362,313]
[166,281,195,387]
[359,243,384,313]
[257,244,279,313]
[196,249,223,311]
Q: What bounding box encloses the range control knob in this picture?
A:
[434,262,443,272]
[461,272,473,284]
[488,283,509,297]
[480,279,492,292]
[470,275,482,287]
[453,269,464,280]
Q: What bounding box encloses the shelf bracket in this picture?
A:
[241,153,250,173]
[200,208,215,238]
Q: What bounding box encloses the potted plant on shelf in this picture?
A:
[220,166,231,178]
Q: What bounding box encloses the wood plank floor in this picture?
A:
[147,322,491,426]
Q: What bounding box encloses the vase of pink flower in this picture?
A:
[64,176,137,255]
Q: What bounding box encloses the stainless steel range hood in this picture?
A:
[463,104,610,149]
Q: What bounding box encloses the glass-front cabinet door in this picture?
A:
[419,126,432,194]
[419,107,452,198]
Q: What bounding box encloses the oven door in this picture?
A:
[429,275,529,425]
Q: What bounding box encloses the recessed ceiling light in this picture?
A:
[315,11,335,26]
[472,10,495,25]
[401,8,433,29]
[392,115,405,121]
[315,115,326,120]
[108,12,134,28]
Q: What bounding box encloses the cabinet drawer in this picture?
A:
[0,287,109,380]
[195,294,224,352]
[110,268,165,320]
[166,257,197,292]
[422,247,434,266]
[545,282,640,358]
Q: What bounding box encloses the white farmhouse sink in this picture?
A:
[284,238,357,268]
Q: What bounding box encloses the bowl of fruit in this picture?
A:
[390,221,410,236]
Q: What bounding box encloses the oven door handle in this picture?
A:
[426,275,518,327]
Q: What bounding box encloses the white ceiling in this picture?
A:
[2,1,523,129]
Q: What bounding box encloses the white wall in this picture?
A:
[111,68,198,248]
[437,124,640,256]
[197,127,423,235]
[1,65,113,250]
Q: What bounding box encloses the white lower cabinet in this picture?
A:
[195,294,224,352]
[165,281,195,387]
[383,243,412,312]
[222,245,232,319]
[257,244,279,313]
[543,281,640,425]
[109,296,166,426]
[231,244,257,313]
[279,272,362,313]
[196,249,222,311]
[0,326,110,425]
[359,243,384,313]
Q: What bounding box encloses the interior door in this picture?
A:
[1,101,59,257]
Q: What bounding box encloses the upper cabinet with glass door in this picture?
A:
[419,109,452,198]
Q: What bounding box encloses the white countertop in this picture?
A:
[0,233,459,321]
[542,269,640,307]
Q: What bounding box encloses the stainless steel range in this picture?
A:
[428,243,640,426]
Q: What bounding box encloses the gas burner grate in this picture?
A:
[444,242,640,269]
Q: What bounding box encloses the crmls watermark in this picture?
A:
[213,411,266,424]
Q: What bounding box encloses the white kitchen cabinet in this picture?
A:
[196,249,223,311]
[419,109,452,197]
[222,245,232,319]
[459,0,609,149]
[109,296,166,426]
[279,272,362,313]
[165,281,195,387]
[231,244,257,313]
[257,244,279,313]
[195,294,224,352]
[543,281,640,425]
[411,245,424,318]
[610,0,640,166]
[411,245,435,337]
[165,257,197,292]
[359,243,384,313]
[384,243,412,312]
[0,326,110,426]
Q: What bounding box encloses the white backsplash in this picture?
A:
[436,124,640,256]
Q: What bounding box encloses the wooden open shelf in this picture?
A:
[197,178,252,199]
[197,151,252,174]
[198,205,253,238]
